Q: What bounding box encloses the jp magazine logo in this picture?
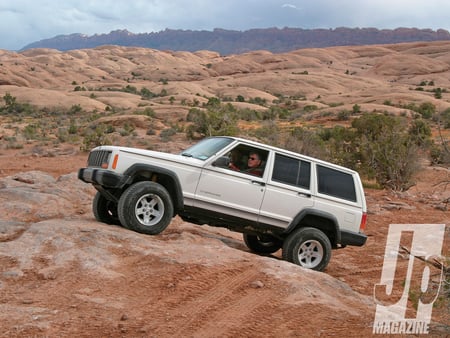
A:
[373,224,446,335]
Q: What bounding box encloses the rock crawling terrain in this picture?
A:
[0,149,448,337]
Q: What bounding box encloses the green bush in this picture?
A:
[236,95,245,102]
[81,124,112,151]
[135,107,156,117]
[408,118,431,146]
[239,108,261,121]
[441,108,450,129]
[160,128,177,141]
[186,103,239,138]
[1,93,36,116]
[352,113,420,190]
[282,126,326,159]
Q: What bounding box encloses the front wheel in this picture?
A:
[92,191,120,225]
[282,227,332,271]
[243,234,282,254]
[118,181,174,235]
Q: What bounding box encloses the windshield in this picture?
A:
[181,137,234,160]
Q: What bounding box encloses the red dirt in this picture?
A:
[0,148,448,337]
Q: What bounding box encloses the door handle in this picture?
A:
[251,180,266,186]
[298,192,311,198]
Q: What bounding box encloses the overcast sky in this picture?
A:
[1,0,449,51]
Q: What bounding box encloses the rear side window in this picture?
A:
[272,153,311,189]
[317,165,356,202]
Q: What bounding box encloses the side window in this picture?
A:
[272,153,311,189]
[225,145,268,177]
[317,165,356,202]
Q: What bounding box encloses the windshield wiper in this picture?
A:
[181,152,193,157]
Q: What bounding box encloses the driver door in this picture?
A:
[193,146,268,222]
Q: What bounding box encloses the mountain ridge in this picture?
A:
[21,27,450,54]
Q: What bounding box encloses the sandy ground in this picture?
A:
[0,148,448,337]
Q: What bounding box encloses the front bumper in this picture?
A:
[78,168,130,188]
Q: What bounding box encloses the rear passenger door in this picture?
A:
[258,153,314,229]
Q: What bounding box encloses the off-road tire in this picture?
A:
[282,227,332,271]
[93,191,120,225]
[243,233,282,254]
[118,181,173,235]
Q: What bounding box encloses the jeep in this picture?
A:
[78,136,367,271]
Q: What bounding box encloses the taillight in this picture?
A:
[359,212,367,232]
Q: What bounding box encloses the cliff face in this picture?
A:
[21,27,450,54]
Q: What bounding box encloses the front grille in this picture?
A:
[87,150,111,167]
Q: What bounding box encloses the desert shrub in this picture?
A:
[303,105,318,112]
[135,107,156,117]
[140,87,157,99]
[0,93,36,116]
[260,107,280,120]
[123,85,138,94]
[352,104,361,114]
[283,126,326,159]
[337,110,351,121]
[23,124,39,140]
[352,113,420,191]
[276,107,292,120]
[186,103,239,138]
[417,102,435,119]
[403,102,435,119]
[5,136,23,149]
[118,123,134,136]
[252,120,280,145]
[318,126,359,167]
[68,104,83,115]
[186,108,205,122]
[239,108,261,121]
[430,143,450,165]
[204,97,221,108]
[433,88,442,99]
[248,97,267,106]
[68,121,78,134]
[160,128,177,141]
[408,118,432,146]
[439,108,450,129]
[81,124,112,151]
[57,128,69,142]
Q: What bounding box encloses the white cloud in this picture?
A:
[282,4,300,10]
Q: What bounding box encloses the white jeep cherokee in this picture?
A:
[78,136,367,271]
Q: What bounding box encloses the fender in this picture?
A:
[285,208,341,245]
[123,163,184,212]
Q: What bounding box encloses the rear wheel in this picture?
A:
[118,181,173,235]
[282,227,332,271]
[92,191,119,225]
[243,234,282,254]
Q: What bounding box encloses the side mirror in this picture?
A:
[212,156,230,168]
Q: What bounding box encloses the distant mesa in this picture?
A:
[20,27,450,55]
